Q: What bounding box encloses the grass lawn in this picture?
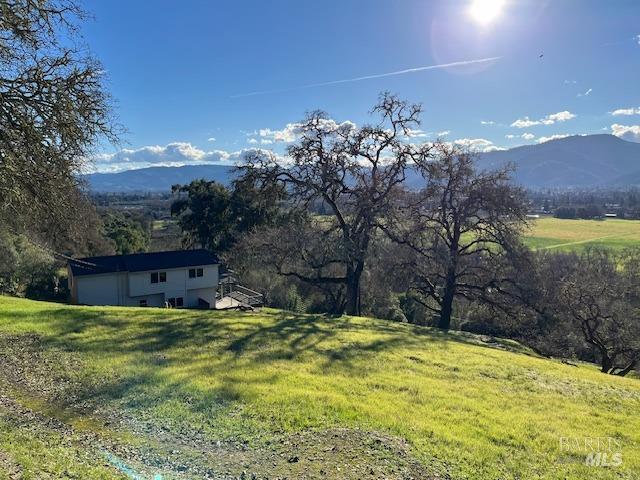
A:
[0,296,639,479]
[523,217,640,252]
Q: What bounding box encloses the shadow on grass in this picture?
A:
[1,303,509,424]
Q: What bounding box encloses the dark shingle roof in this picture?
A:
[69,249,219,277]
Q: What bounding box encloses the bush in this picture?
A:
[0,231,60,299]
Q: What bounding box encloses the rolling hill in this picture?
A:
[0,296,638,479]
[477,134,640,188]
[85,135,640,192]
[85,164,235,192]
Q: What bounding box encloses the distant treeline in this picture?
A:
[528,188,640,219]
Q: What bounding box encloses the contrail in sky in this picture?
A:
[230,56,502,98]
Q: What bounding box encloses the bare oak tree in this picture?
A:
[228,211,349,313]
[237,93,432,315]
[559,248,640,376]
[385,143,529,330]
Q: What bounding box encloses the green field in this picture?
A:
[152,216,640,254]
[0,297,638,479]
[523,217,640,252]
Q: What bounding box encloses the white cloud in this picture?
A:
[545,111,576,123]
[259,124,299,143]
[511,110,576,128]
[91,142,276,173]
[611,124,640,142]
[505,133,535,141]
[404,128,429,138]
[403,128,451,139]
[94,119,358,173]
[636,34,640,45]
[483,145,507,152]
[480,120,495,125]
[611,107,640,116]
[255,119,356,144]
[564,80,577,85]
[207,137,216,142]
[453,138,503,152]
[577,88,592,97]
[511,117,540,128]
[537,134,570,144]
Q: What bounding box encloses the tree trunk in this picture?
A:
[438,265,457,330]
[600,353,613,374]
[344,261,364,316]
[614,359,638,377]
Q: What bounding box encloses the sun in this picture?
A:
[468,0,506,26]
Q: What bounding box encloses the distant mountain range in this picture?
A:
[86,164,235,193]
[476,134,640,188]
[85,134,640,192]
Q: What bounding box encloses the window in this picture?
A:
[189,268,204,278]
[151,272,166,284]
[139,299,148,307]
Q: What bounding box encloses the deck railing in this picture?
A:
[217,283,264,307]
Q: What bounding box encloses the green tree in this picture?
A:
[103,214,149,255]
[171,180,233,251]
[170,178,284,252]
[0,231,57,298]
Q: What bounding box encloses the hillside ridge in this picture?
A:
[85,134,640,192]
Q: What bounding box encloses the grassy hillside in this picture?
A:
[524,217,640,251]
[0,297,638,479]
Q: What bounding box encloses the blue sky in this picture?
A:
[83,0,640,172]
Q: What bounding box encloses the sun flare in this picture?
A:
[468,0,506,25]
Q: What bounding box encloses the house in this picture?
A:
[68,249,220,308]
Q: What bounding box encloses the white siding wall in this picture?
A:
[72,264,219,308]
[75,273,127,306]
[128,265,218,298]
[186,287,217,308]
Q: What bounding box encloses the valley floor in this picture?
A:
[0,297,638,479]
[524,217,640,251]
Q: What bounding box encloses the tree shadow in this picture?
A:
[1,303,519,433]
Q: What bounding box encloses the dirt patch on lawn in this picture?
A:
[1,391,442,479]
[0,448,22,479]
[0,332,444,479]
[232,428,441,480]
[106,426,442,479]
